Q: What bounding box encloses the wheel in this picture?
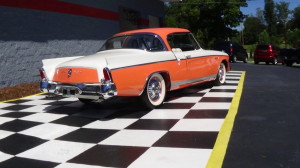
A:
[272,58,278,65]
[243,56,248,63]
[78,98,93,104]
[232,55,237,63]
[141,73,166,109]
[214,63,226,86]
[266,62,269,65]
[254,61,259,64]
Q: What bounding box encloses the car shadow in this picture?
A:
[42,82,214,120]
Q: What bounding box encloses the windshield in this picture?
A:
[167,33,200,51]
[100,34,166,52]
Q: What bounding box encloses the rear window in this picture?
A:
[256,45,269,50]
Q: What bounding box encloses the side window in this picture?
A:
[142,36,164,51]
[100,34,166,51]
[123,35,164,51]
[102,36,126,50]
[167,33,200,51]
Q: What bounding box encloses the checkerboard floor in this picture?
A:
[0,72,242,168]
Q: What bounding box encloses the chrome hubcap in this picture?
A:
[219,64,225,82]
[148,77,161,101]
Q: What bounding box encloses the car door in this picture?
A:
[167,34,189,89]
[168,33,214,84]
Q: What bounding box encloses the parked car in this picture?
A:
[213,41,248,63]
[278,48,287,64]
[280,48,300,66]
[254,44,281,65]
[39,28,230,109]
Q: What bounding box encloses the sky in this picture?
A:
[241,0,300,16]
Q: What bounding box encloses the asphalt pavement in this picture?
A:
[223,62,300,168]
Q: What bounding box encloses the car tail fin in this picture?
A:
[103,67,113,82]
[39,69,46,79]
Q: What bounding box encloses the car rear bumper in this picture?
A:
[254,55,275,62]
[40,80,117,100]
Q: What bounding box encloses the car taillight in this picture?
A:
[103,68,112,82]
[39,69,46,79]
[269,45,273,52]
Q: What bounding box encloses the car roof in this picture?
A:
[115,28,190,37]
[114,28,190,51]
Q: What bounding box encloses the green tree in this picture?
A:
[287,29,300,47]
[256,8,266,25]
[165,0,247,48]
[259,30,271,44]
[275,1,290,38]
[264,0,277,36]
[243,17,266,44]
[258,30,280,45]
[290,7,300,29]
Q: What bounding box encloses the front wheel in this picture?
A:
[232,55,237,63]
[141,73,166,109]
[214,63,226,86]
[272,58,278,65]
[243,56,248,63]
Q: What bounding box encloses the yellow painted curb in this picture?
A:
[206,71,246,168]
[0,92,45,103]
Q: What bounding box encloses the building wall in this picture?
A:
[0,0,164,89]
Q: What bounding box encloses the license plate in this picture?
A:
[62,87,76,97]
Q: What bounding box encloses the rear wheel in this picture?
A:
[272,58,278,65]
[243,56,248,63]
[214,63,226,86]
[141,73,166,109]
[232,55,237,63]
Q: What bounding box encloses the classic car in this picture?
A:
[39,28,230,109]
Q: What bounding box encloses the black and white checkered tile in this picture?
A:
[0,72,242,168]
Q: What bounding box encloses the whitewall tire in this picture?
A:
[142,73,166,109]
[214,63,226,86]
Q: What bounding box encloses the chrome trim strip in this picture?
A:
[110,59,177,71]
[171,74,217,89]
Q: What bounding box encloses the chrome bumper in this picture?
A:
[40,80,117,99]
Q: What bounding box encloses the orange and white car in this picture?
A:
[39,28,230,109]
